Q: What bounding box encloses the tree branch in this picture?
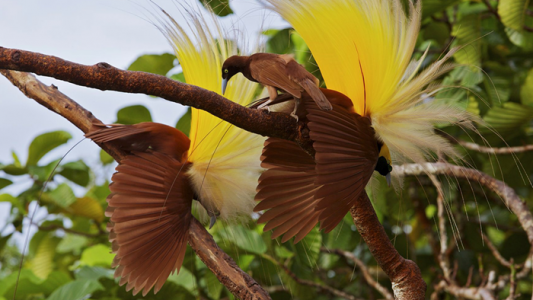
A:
[0,46,315,154]
[0,69,270,300]
[394,163,533,246]
[350,192,427,299]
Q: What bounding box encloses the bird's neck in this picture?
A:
[236,56,253,80]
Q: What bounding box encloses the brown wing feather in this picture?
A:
[254,138,321,243]
[108,151,193,296]
[250,54,303,97]
[86,122,190,162]
[285,60,332,110]
[306,102,378,233]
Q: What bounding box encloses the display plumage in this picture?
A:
[86,10,265,296]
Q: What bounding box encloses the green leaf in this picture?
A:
[274,245,294,259]
[167,268,197,295]
[47,183,77,208]
[29,234,58,279]
[498,0,530,31]
[290,31,309,65]
[56,234,88,255]
[26,131,72,167]
[481,102,533,134]
[59,160,90,186]
[0,178,13,190]
[116,105,152,125]
[0,164,27,176]
[0,193,26,213]
[47,279,104,300]
[99,149,114,165]
[292,226,322,268]
[504,26,533,50]
[204,271,223,299]
[80,244,114,267]
[128,53,175,76]
[67,196,104,222]
[0,269,44,299]
[452,12,481,68]
[200,0,233,17]
[75,266,113,281]
[521,68,533,107]
[170,72,186,83]
[264,28,293,54]
[175,107,191,137]
[217,225,267,255]
[422,0,460,18]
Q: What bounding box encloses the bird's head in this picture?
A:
[221,55,246,95]
[375,143,392,186]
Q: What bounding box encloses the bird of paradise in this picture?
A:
[254,0,477,242]
[86,10,264,296]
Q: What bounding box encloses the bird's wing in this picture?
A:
[86,122,190,162]
[254,138,321,243]
[306,103,378,233]
[108,151,193,296]
[250,55,303,98]
[286,60,332,110]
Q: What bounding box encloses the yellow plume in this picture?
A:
[266,0,477,165]
[159,9,265,219]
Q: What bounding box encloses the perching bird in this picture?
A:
[253,0,477,242]
[254,90,392,242]
[221,53,332,118]
[85,11,265,296]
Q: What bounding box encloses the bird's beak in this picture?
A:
[221,78,228,95]
[209,215,217,229]
[386,173,392,187]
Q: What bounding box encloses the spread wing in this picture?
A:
[86,122,190,162]
[254,138,320,243]
[107,151,193,296]
[250,54,303,98]
[306,103,378,233]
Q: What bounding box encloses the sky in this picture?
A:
[0,0,287,244]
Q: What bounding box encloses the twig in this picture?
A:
[434,280,496,300]
[481,232,516,269]
[321,248,394,300]
[261,254,362,300]
[33,222,103,238]
[0,69,271,300]
[457,140,533,154]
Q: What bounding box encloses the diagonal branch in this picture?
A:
[0,69,271,300]
[0,46,314,154]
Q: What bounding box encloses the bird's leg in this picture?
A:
[290,97,303,121]
[257,85,279,111]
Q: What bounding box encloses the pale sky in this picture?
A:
[0,0,286,242]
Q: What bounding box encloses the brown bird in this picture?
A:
[221,53,332,118]
[253,89,392,243]
[86,122,193,295]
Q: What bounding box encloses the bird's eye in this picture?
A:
[224,69,229,74]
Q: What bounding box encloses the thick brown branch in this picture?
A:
[189,219,271,300]
[0,46,316,153]
[350,192,426,299]
[1,70,270,300]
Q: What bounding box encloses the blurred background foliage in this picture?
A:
[1,0,533,299]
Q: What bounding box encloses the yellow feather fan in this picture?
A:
[158,9,265,220]
[266,0,477,166]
